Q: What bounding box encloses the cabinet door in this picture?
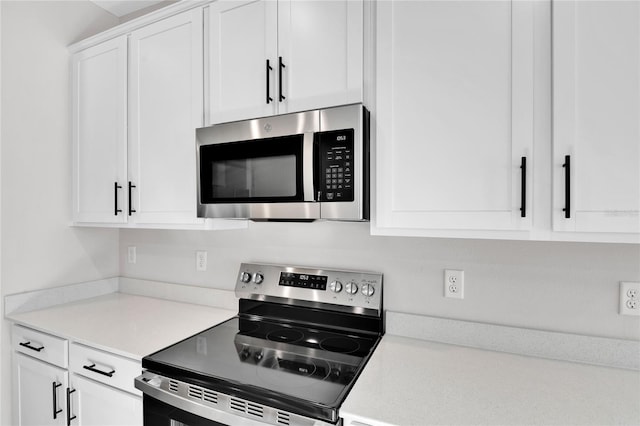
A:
[13,353,68,426]
[277,0,363,114]
[375,1,534,233]
[553,1,640,235]
[70,374,142,426]
[208,0,278,124]
[128,8,204,225]
[71,36,127,224]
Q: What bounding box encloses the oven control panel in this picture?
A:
[235,263,382,315]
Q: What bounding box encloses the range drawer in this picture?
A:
[70,342,141,395]
[12,324,68,368]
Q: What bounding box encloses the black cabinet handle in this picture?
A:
[52,382,62,419]
[278,56,286,102]
[83,363,115,377]
[128,181,136,216]
[520,157,527,218]
[562,155,570,218]
[114,182,122,216]
[266,59,273,104]
[66,388,76,426]
[19,341,44,352]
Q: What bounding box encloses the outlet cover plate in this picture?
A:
[620,282,640,316]
[444,269,464,299]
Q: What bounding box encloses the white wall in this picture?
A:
[121,223,640,341]
[0,2,120,424]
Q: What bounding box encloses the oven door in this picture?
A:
[144,394,226,426]
[196,110,319,220]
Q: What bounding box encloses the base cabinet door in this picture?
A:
[70,374,142,426]
[552,0,640,236]
[13,353,68,426]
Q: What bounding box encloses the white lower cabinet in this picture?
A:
[13,353,68,426]
[70,375,142,426]
[12,325,142,426]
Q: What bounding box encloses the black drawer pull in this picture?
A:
[114,182,123,216]
[52,382,62,419]
[66,388,76,426]
[83,363,115,377]
[520,156,527,218]
[266,59,273,104]
[278,56,286,102]
[19,341,44,352]
[562,155,571,218]
[128,181,136,216]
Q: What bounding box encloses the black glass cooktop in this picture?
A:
[143,313,381,422]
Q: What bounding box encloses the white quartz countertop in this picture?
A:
[7,293,236,360]
[341,335,640,426]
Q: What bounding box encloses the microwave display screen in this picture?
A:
[279,272,328,290]
[200,135,304,203]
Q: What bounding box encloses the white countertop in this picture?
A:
[341,335,640,426]
[7,293,236,360]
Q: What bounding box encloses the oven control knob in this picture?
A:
[345,282,358,295]
[239,348,251,360]
[253,273,264,285]
[361,284,375,297]
[329,280,343,293]
[254,351,263,362]
[240,272,252,283]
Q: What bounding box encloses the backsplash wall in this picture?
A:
[120,222,640,341]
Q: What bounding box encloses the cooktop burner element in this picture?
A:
[136,263,383,426]
[266,328,304,343]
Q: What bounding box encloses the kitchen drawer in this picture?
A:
[12,323,68,368]
[69,342,141,395]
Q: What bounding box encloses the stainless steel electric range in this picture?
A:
[135,263,383,426]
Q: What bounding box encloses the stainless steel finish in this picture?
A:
[329,280,343,293]
[196,104,368,221]
[318,104,367,221]
[135,372,335,426]
[240,272,252,283]
[196,109,320,220]
[235,263,382,317]
[345,282,358,295]
[361,283,375,297]
[253,273,264,284]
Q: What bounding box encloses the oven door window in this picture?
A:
[200,135,304,203]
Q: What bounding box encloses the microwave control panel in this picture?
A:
[317,129,355,202]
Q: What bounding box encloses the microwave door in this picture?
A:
[197,133,319,220]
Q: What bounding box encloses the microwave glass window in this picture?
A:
[210,155,297,199]
[200,134,304,203]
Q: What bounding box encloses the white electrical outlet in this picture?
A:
[620,282,640,316]
[127,246,136,264]
[444,270,464,299]
[196,251,207,271]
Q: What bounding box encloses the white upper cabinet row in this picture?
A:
[71,1,366,228]
[373,0,639,243]
[71,0,638,243]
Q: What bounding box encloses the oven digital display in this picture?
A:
[279,272,328,290]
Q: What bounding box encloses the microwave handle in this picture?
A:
[312,134,320,201]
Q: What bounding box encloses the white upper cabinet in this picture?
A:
[208,0,278,124]
[71,36,127,224]
[128,8,204,225]
[374,1,534,234]
[552,0,640,236]
[276,0,363,114]
[207,0,364,124]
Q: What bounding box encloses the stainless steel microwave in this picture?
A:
[196,104,369,221]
